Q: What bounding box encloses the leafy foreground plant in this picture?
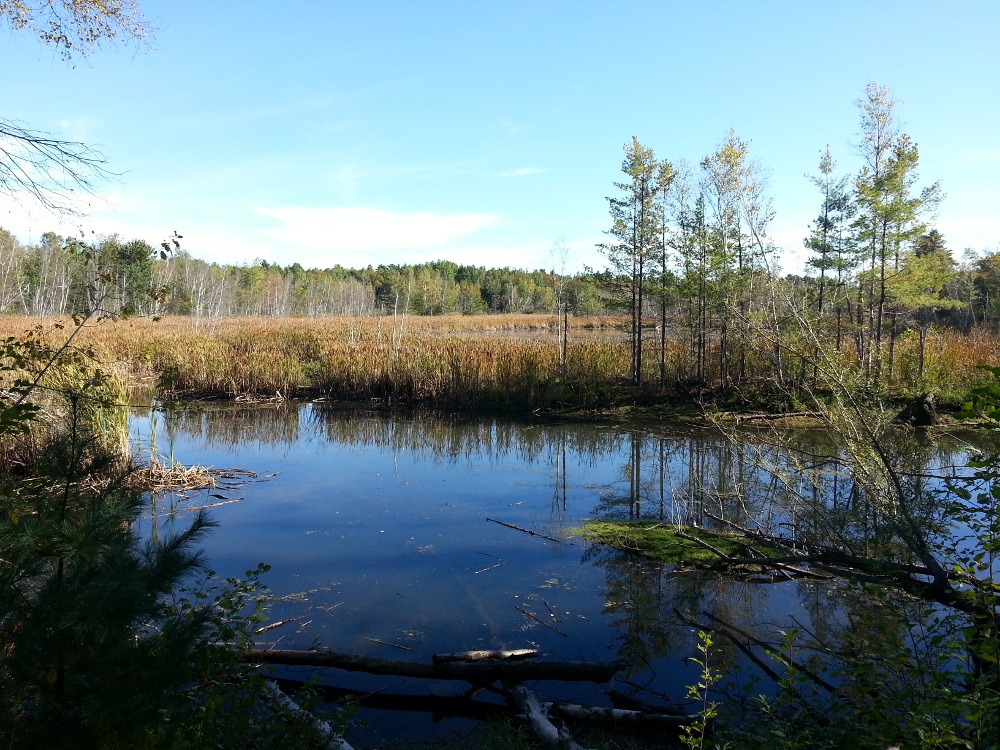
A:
[681,631,721,750]
[1,302,341,746]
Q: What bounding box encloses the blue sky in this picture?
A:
[2,1,999,274]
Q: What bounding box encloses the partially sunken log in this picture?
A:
[547,701,701,728]
[245,648,628,683]
[273,677,515,723]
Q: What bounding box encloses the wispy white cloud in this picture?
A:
[330,166,360,200]
[498,118,528,135]
[0,192,196,255]
[0,191,605,272]
[936,216,1000,252]
[955,150,1000,166]
[255,205,501,252]
[57,117,98,141]
[496,167,547,178]
[169,96,350,133]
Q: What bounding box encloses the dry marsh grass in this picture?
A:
[1,315,997,409]
[0,316,629,407]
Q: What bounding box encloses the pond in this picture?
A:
[130,402,976,746]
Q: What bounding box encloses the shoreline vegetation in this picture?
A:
[1,314,996,422]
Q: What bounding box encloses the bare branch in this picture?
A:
[0,117,116,214]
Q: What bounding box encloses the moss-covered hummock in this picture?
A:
[577,520,776,566]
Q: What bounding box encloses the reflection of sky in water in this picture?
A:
[128,403,978,746]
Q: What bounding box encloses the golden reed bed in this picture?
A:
[1,315,995,408]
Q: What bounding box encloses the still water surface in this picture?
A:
[130,402,967,745]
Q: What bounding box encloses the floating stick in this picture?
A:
[486,517,565,543]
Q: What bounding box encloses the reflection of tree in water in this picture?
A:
[145,402,992,722]
[594,429,790,526]
[152,406,977,558]
[591,426,976,545]
[585,543,767,689]
[586,425,993,715]
[548,430,569,521]
[312,408,630,469]
[154,402,631,471]
[157,402,304,448]
[589,539,935,713]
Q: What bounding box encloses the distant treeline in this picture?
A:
[1,228,999,328]
[0,229,605,318]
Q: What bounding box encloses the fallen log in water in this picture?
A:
[245,648,628,683]
[506,684,704,749]
[272,673,699,749]
[432,648,540,663]
[273,677,514,723]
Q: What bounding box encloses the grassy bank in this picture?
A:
[1,315,996,413]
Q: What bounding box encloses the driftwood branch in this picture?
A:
[516,605,568,636]
[699,512,960,596]
[245,648,627,683]
[362,636,414,651]
[675,530,733,561]
[487,517,566,543]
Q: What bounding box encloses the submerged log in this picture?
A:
[273,674,696,745]
[546,700,700,727]
[274,677,514,723]
[246,648,627,683]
